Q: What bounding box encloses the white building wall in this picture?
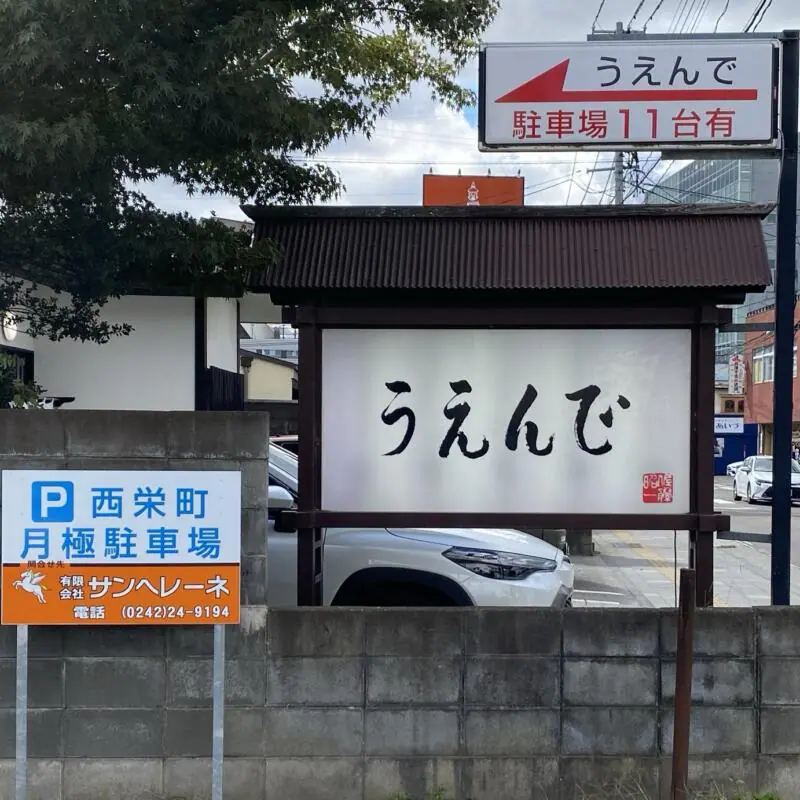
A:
[206,298,238,372]
[1,324,36,353]
[33,296,195,410]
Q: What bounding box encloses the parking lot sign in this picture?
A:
[1,470,241,625]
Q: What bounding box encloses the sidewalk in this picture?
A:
[571,529,800,608]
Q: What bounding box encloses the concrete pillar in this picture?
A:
[566,529,594,556]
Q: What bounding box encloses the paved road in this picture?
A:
[571,574,639,608]
[714,474,800,565]
[565,476,800,609]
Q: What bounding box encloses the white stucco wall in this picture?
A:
[33,296,195,410]
[206,298,238,372]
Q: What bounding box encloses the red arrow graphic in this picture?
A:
[495,59,759,103]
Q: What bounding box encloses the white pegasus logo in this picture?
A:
[12,570,47,604]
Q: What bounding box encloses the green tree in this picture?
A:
[0,0,496,342]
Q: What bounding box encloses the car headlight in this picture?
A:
[442,547,557,581]
[755,479,771,487]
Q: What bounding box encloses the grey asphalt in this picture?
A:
[565,477,800,608]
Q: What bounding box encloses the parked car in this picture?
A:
[733,455,800,504]
[269,436,569,551]
[266,443,574,607]
[726,460,744,477]
[269,435,298,455]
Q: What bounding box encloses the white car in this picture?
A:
[726,460,744,477]
[266,444,574,608]
[733,455,800,504]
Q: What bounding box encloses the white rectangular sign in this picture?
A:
[728,353,746,394]
[1,471,242,565]
[715,416,744,435]
[480,40,777,150]
[321,329,691,514]
[1,471,242,626]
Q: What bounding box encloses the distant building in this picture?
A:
[240,323,298,364]
[744,303,800,454]
[239,349,297,402]
[644,158,787,362]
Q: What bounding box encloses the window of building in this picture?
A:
[737,399,745,413]
[753,345,774,383]
[751,344,794,382]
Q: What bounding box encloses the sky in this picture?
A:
[143,0,800,220]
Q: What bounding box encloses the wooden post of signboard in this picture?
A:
[670,568,696,799]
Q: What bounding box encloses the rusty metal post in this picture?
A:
[671,568,696,800]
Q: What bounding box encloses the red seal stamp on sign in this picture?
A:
[642,473,674,504]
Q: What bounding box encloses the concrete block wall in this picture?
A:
[253,607,800,800]
[1,412,800,798]
[2,604,800,799]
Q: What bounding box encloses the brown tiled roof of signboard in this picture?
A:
[242,203,773,293]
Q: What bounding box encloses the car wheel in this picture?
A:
[747,483,755,504]
[733,480,741,501]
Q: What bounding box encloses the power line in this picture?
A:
[565,151,579,205]
[676,0,699,32]
[628,0,650,30]
[751,0,773,31]
[668,0,692,32]
[592,0,608,32]
[643,0,667,30]
[600,163,615,204]
[743,0,769,31]
[714,0,732,32]
[288,156,585,167]
[688,0,712,32]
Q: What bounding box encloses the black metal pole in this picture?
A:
[771,30,799,606]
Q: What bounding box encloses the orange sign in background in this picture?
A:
[422,174,525,206]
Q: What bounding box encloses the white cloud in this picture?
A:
[142,0,800,218]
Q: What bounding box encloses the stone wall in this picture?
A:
[1,412,800,799]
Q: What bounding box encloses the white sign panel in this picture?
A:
[321,329,691,514]
[715,416,744,435]
[1,471,241,625]
[480,40,777,150]
[728,353,746,394]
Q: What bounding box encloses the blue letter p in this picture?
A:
[31,481,74,523]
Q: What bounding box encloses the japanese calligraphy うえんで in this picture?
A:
[380,379,632,459]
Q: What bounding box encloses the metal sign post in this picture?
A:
[15,625,27,800]
[211,624,226,800]
[770,30,799,605]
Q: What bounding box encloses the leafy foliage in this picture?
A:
[0,0,497,341]
[0,354,46,407]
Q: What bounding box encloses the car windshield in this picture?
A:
[751,457,800,473]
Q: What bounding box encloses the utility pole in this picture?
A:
[613,152,625,205]
[586,154,626,204]
[588,22,641,205]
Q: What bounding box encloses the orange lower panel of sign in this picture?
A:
[1,563,240,625]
